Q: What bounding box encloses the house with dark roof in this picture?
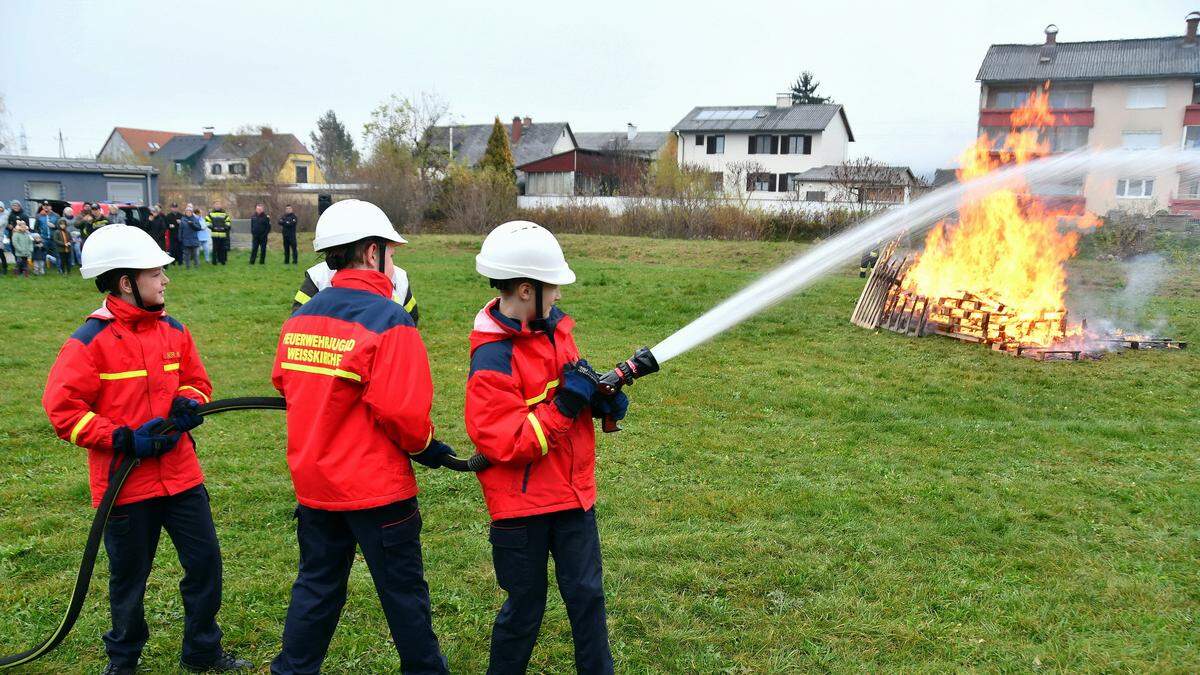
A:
[977,14,1200,215]
[0,155,157,207]
[427,117,575,192]
[152,128,324,185]
[98,127,185,162]
[786,164,920,205]
[518,125,669,196]
[671,94,854,199]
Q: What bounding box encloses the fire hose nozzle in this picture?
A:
[596,346,660,396]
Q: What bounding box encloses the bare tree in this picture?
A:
[723,160,767,209]
[830,157,906,208]
[358,92,451,228]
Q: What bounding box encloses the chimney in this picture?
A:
[626,123,638,142]
[522,116,532,128]
[260,127,273,138]
[202,126,214,140]
[511,116,522,144]
[1044,24,1058,46]
[776,92,793,108]
[1186,11,1200,45]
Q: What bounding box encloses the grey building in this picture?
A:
[0,155,158,209]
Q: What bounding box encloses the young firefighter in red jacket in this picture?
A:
[466,221,630,675]
[269,200,456,675]
[41,225,249,675]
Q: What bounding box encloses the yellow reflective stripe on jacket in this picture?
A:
[163,362,180,372]
[294,290,311,305]
[280,361,362,382]
[404,296,417,312]
[524,379,560,406]
[69,411,96,445]
[98,369,148,380]
[527,412,548,455]
[177,385,210,403]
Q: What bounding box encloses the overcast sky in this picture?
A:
[1,0,1194,175]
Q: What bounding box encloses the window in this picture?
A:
[747,173,775,192]
[106,181,145,204]
[147,142,160,151]
[295,164,309,183]
[749,135,775,154]
[695,134,703,146]
[1035,179,1083,196]
[1179,172,1200,198]
[1127,84,1167,109]
[805,190,826,202]
[705,135,724,155]
[1116,178,1155,198]
[1183,126,1200,149]
[981,126,1008,150]
[1048,86,1091,108]
[27,181,61,201]
[1193,79,1200,105]
[229,163,247,175]
[988,88,1031,109]
[779,173,798,191]
[174,162,185,174]
[211,163,223,175]
[1121,132,1162,150]
[784,135,810,154]
[1047,126,1089,152]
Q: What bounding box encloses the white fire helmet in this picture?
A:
[475,220,575,285]
[79,224,174,279]
[312,199,407,252]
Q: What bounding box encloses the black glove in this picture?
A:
[169,396,204,432]
[411,439,456,469]
[554,360,597,418]
[113,417,181,459]
[591,390,629,422]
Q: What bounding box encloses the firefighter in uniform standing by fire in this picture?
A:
[465,220,628,674]
[41,224,249,674]
[269,199,455,675]
[205,204,231,265]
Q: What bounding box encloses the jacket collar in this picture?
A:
[331,268,393,297]
[475,298,570,337]
[95,294,163,329]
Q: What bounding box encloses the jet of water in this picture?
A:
[651,148,1200,363]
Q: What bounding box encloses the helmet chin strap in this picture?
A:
[123,270,162,312]
[529,280,548,332]
[375,238,388,274]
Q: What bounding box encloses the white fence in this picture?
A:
[517,194,899,215]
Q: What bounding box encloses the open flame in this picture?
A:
[900,86,1100,347]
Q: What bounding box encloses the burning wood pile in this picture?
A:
[851,87,1187,361]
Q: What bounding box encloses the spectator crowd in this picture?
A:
[1,200,302,277]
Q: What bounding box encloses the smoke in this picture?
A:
[1071,253,1170,347]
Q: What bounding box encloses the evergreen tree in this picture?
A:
[310,110,360,182]
[479,116,515,177]
[790,71,831,104]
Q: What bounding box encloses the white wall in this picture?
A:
[517,193,894,215]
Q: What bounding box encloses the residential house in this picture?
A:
[787,164,920,204]
[98,127,185,162]
[930,168,958,189]
[520,125,669,195]
[671,94,854,199]
[153,128,324,185]
[0,155,158,206]
[427,116,575,193]
[976,14,1200,215]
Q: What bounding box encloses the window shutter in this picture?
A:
[769,173,778,191]
[748,136,756,154]
[695,134,703,146]
[707,136,716,154]
[770,136,779,154]
[780,136,790,155]
[803,135,812,154]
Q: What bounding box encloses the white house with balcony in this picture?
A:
[671,95,854,199]
[977,14,1200,215]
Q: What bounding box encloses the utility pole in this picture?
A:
[57,129,66,158]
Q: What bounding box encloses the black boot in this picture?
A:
[101,662,137,675]
[180,651,252,672]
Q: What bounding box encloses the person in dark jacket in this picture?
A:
[249,204,270,265]
[5,199,29,275]
[147,206,168,251]
[166,204,183,263]
[179,207,203,269]
[54,219,73,273]
[279,205,298,264]
[206,205,231,265]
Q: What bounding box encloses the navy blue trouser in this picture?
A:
[271,498,447,675]
[249,234,268,264]
[488,507,612,675]
[102,484,224,668]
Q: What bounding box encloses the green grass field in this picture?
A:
[0,234,1197,673]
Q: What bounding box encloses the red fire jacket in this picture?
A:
[465,299,597,521]
[272,269,435,511]
[42,296,213,507]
